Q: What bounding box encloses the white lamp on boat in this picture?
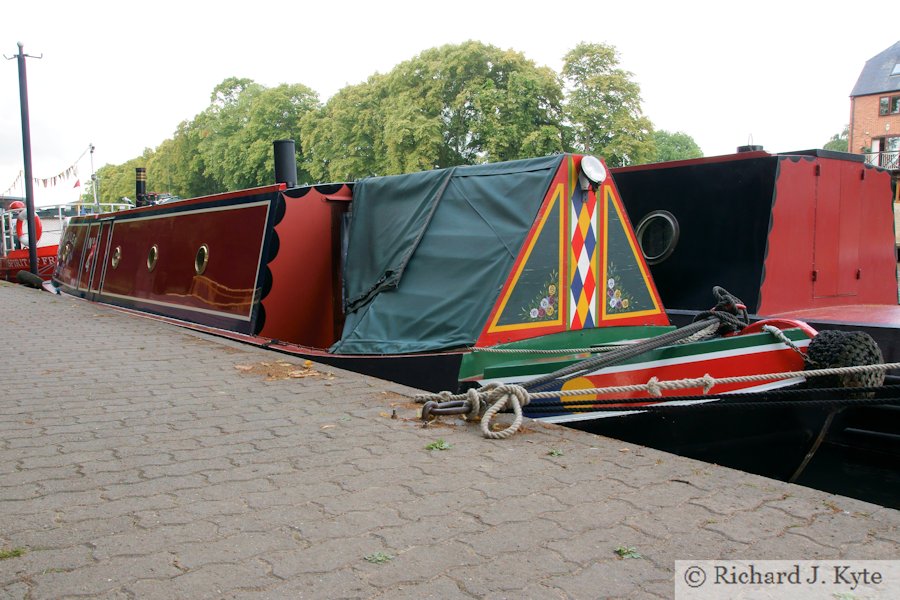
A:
[579,155,606,190]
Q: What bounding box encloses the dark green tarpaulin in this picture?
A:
[332,155,564,354]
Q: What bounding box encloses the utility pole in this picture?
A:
[6,42,42,275]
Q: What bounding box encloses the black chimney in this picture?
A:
[273,140,298,188]
[135,167,148,207]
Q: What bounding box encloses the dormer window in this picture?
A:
[892,63,900,76]
[880,95,900,116]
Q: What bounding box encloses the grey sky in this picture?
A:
[2,0,896,204]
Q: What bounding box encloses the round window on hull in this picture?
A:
[635,210,679,265]
[195,244,209,276]
[111,246,122,269]
[147,245,159,272]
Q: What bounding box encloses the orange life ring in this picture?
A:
[15,213,43,244]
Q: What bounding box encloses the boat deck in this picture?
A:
[769,303,900,326]
[1,280,898,598]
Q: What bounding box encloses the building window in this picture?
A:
[880,95,900,116]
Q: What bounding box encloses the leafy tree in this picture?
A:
[195,79,320,190]
[100,41,673,189]
[303,41,565,180]
[94,149,154,204]
[561,42,655,166]
[385,41,564,169]
[147,120,218,198]
[301,75,390,182]
[210,77,259,111]
[651,130,703,162]
[823,126,849,152]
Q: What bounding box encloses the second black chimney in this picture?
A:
[273,140,298,188]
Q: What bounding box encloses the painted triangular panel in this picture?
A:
[599,185,664,321]
[487,184,566,333]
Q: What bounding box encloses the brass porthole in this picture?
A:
[61,241,73,264]
[111,246,122,269]
[194,244,209,275]
[147,244,159,272]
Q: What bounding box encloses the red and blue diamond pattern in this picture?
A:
[569,188,597,329]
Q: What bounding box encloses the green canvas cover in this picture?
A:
[332,155,564,354]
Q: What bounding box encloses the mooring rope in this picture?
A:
[523,319,727,393]
[761,324,814,364]
[416,362,900,438]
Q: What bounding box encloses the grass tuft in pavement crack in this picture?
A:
[614,546,642,559]
[0,548,26,560]
[364,552,394,564]
[425,439,451,451]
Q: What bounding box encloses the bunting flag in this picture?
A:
[73,179,81,188]
[1,170,24,197]
[2,144,92,196]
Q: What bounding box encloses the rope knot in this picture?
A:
[496,384,531,407]
[646,376,663,397]
[480,384,531,439]
[465,387,483,419]
[700,374,715,394]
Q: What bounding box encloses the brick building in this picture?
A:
[849,41,900,170]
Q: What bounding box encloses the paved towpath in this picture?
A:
[1,280,898,599]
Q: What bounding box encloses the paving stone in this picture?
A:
[2,490,105,518]
[317,487,422,515]
[546,559,671,599]
[785,510,882,549]
[742,533,840,560]
[265,536,376,577]
[542,496,635,534]
[211,504,328,536]
[0,582,31,600]
[640,529,753,565]
[704,506,806,544]
[62,494,177,523]
[170,530,300,570]
[28,552,182,598]
[0,545,95,586]
[393,488,488,521]
[362,541,483,588]
[374,513,482,551]
[623,502,720,539]
[254,567,378,599]
[370,575,475,600]
[99,474,208,500]
[125,559,276,599]
[453,549,570,597]
[462,517,575,558]
[289,509,407,544]
[546,524,653,566]
[90,521,221,560]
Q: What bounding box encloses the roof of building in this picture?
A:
[851,41,900,97]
